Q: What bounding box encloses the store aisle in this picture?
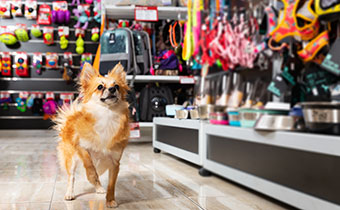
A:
[0,130,291,210]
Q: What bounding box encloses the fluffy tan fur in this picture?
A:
[53,63,130,208]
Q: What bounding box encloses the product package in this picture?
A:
[0,26,18,45]
[0,0,11,18]
[11,0,23,16]
[24,0,37,19]
[33,52,43,74]
[1,52,11,76]
[43,26,54,45]
[37,4,52,25]
[58,26,69,49]
[14,52,29,77]
[46,52,58,69]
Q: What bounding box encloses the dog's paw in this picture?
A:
[106,200,118,208]
[95,186,106,194]
[64,193,75,201]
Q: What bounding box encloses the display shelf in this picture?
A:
[202,124,340,210]
[105,5,187,20]
[127,75,180,83]
[204,124,340,157]
[0,75,195,83]
[0,116,44,119]
[153,117,203,165]
[153,117,200,129]
[152,120,340,209]
[139,122,153,127]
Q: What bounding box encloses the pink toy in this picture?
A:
[71,0,80,6]
[73,4,92,30]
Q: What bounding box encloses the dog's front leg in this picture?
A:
[106,162,120,208]
[76,146,105,193]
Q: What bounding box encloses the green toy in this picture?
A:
[91,33,99,42]
[0,33,18,45]
[31,28,42,38]
[76,35,84,54]
[15,28,29,42]
[60,36,69,50]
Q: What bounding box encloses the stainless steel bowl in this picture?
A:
[255,115,302,131]
[300,102,340,135]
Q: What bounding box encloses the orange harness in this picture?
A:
[270,0,320,42]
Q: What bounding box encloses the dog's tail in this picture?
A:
[52,98,81,132]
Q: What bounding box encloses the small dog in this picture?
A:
[53,63,130,208]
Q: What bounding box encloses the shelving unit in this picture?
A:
[153,117,203,165]
[152,118,340,210]
[105,5,187,20]
[0,75,195,83]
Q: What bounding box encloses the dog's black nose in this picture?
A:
[108,87,116,93]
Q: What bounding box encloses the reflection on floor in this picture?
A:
[0,130,292,210]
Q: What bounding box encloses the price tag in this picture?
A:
[19,91,29,99]
[0,91,10,99]
[46,92,55,100]
[60,93,74,100]
[135,6,158,22]
[180,76,195,84]
[129,122,140,139]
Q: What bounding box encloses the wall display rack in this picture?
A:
[0,0,101,129]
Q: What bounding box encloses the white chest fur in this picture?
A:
[81,101,122,153]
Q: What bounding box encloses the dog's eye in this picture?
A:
[114,84,119,90]
[97,84,104,90]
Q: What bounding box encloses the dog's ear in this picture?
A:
[80,63,98,90]
[108,63,126,80]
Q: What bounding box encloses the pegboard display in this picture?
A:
[0,0,101,129]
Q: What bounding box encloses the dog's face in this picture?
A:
[80,63,129,106]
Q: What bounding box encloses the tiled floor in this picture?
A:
[0,130,292,210]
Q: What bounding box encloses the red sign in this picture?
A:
[134,6,158,22]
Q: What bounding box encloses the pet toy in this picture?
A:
[76,36,84,54]
[91,27,99,42]
[15,52,29,77]
[33,52,43,74]
[16,92,29,112]
[52,1,70,24]
[15,24,29,42]
[0,26,18,45]
[31,24,42,37]
[32,97,43,115]
[75,28,85,54]
[43,27,54,45]
[0,0,11,18]
[25,0,37,19]
[73,4,92,30]
[11,0,23,16]
[0,92,11,110]
[59,93,73,107]
[93,0,101,23]
[37,4,52,25]
[61,52,73,82]
[80,53,92,69]
[1,52,11,76]
[70,0,80,6]
[58,26,69,49]
[43,92,57,119]
[46,52,58,69]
